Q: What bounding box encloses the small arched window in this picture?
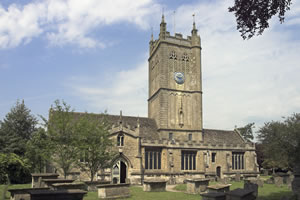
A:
[117,134,124,146]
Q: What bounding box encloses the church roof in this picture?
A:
[106,115,160,140]
[202,129,245,145]
[49,111,159,140]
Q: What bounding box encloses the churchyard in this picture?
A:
[0,175,295,200]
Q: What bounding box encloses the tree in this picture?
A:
[0,153,31,184]
[0,100,38,156]
[237,122,255,141]
[229,0,292,39]
[47,100,79,178]
[255,143,264,170]
[75,113,116,182]
[25,128,51,173]
[257,113,300,171]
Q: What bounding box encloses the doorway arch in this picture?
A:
[111,159,127,184]
[216,166,221,179]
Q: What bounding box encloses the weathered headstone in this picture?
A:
[201,192,226,200]
[207,184,231,193]
[97,183,130,199]
[143,179,167,192]
[226,188,256,200]
[274,176,284,187]
[186,178,210,194]
[235,173,241,182]
[265,177,274,184]
[244,182,258,198]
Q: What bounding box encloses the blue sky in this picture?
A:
[0,0,300,138]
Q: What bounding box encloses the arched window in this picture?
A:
[117,134,124,146]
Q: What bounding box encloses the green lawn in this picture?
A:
[1,181,293,200]
[174,181,293,200]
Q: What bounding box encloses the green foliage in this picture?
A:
[257,113,300,170]
[0,100,37,156]
[75,113,117,182]
[0,153,31,184]
[25,128,51,173]
[229,0,292,39]
[47,100,79,178]
[237,122,255,141]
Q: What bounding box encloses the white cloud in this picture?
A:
[65,0,300,134]
[0,0,160,49]
[169,0,300,132]
[0,3,45,48]
[68,60,148,116]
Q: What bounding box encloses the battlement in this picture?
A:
[141,138,255,150]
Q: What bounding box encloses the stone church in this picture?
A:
[53,16,259,184]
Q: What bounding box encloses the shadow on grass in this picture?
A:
[258,191,294,200]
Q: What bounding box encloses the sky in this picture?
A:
[0,0,300,139]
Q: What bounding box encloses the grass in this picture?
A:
[174,181,293,200]
[84,187,200,200]
[1,181,294,200]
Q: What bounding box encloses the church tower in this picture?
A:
[148,15,203,141]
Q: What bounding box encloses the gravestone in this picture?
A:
[97,183,130,199]
[186,178,209,194]
[207,184,231,193]
[235,173,241,182]
[31,173,59,188]
[143,179,167,192]
[244,182,258,198]
[201,192,226,200]
[265,177,274,184]
[28,189,87,200]
[226,188,256,200]
[274,176,284,187]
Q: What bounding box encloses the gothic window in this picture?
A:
[182,53,189,62]
[232,152,244,170]
[117,134,124,146]
[169,51,177,60]
[188,133,192,141]
[169,132,173,140]
[145,148,161,170]
[181,151,196,170]
[212,152,216,163]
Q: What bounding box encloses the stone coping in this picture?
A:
[143,179,167,183]
[227,188,254,197]
[207,184,231,189]
[186,178,210,182]
[28,189,87,195]
[97,183,130,188]
[42,179,75,183]
[201,192,226,197]
[31,173,59,177]
[52,183,85,186]
[132,171,205,176]
[8,188,50,192]
[84,181,110,184]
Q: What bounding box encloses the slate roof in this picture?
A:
[202,129,245,145]
[50,111,245,144]
[105,115,160,140]
[49,111,159,140]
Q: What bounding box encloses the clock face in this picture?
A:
[174,72,185,84]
